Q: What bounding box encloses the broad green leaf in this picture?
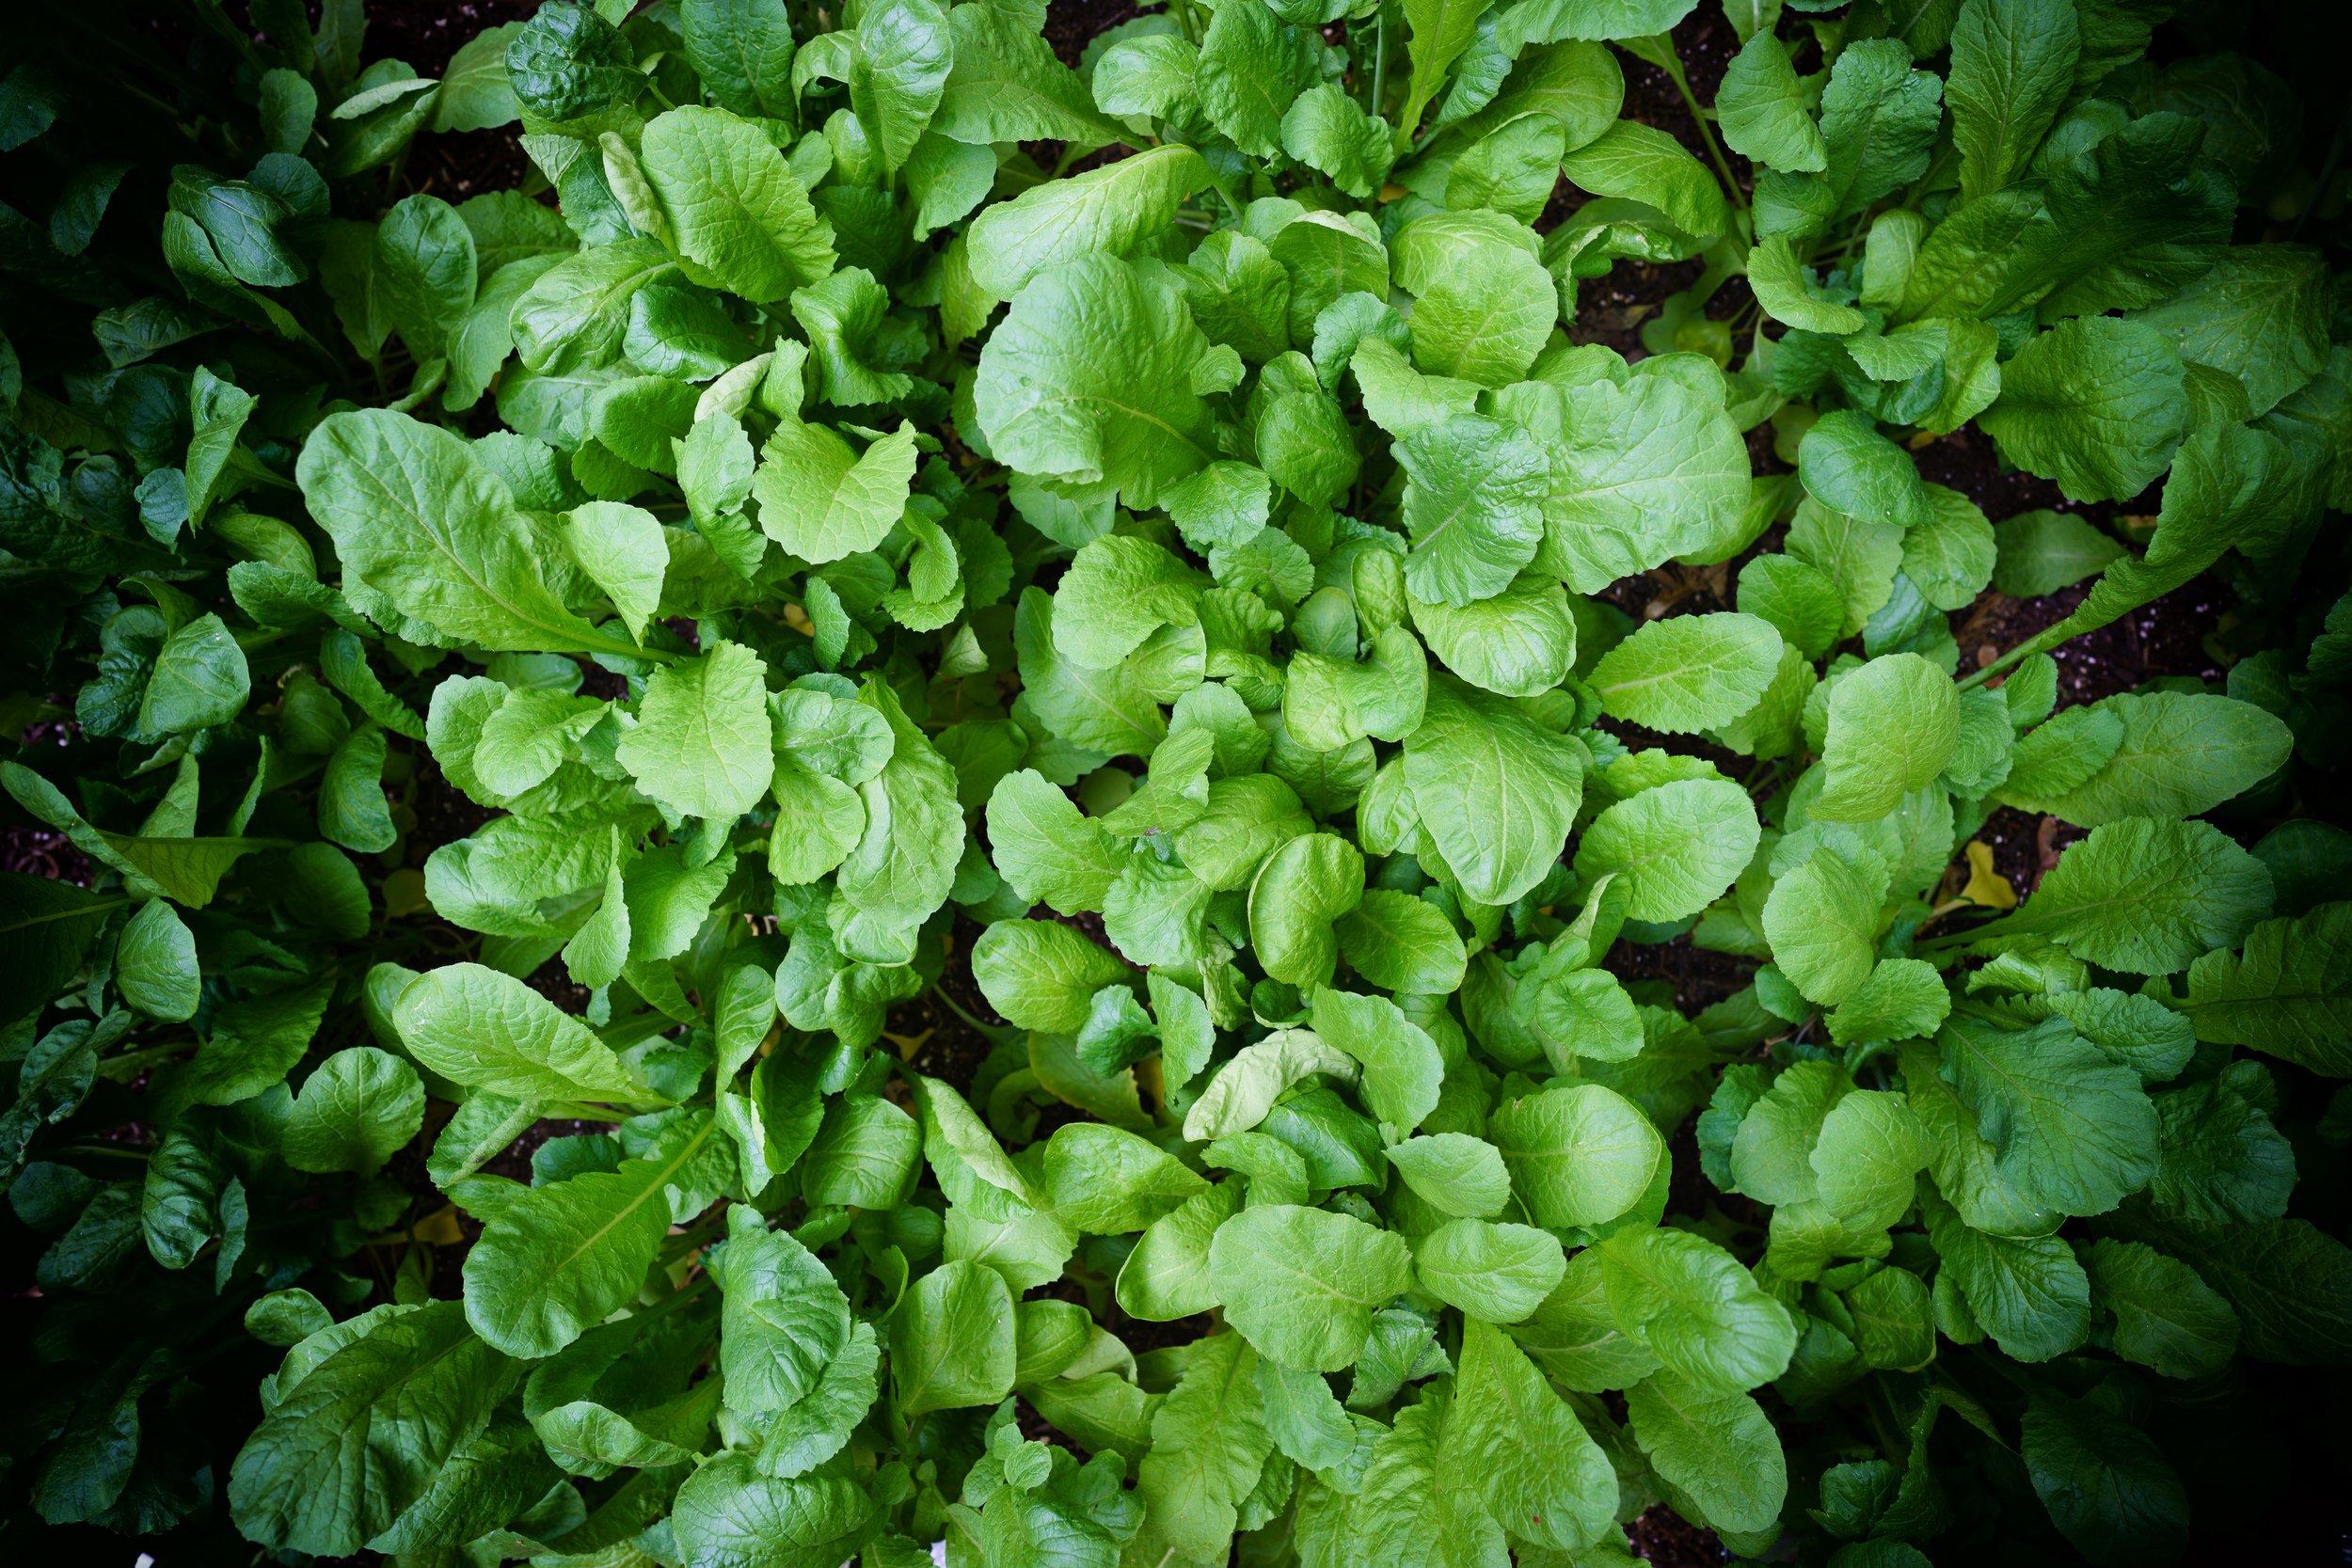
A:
[1920,1183,2090,1361]
[391,963,650,1101]
[1599,1225,1799,1392]
[976,253,1216,508]
[971,919,1131,1036]
[680,0,797,120]
[2000,691,2292,829]
[1747,236,1864,333]
[751,418,917,564]
[1939,1012,2157,1217]
[1591,612,1784,732]
[295,409,643,658]
[1978,316,2188,503]
[2021,1386,2190,1568]
[1730,1060,1846,1207]
[2182,903,2352,1077]
[1573,778,1760,924]
[2092,1209,2352,1369]
[1810,1089,1931,1229]
[1311,987,1443,1130]
[1947,0,2079,203]
[967,143,1209,300]
[2084,1237,2239,1380]
[228,1303,521,1556]
[890,1259,1017,1418]
[1393,414,1549,607]
[640,106,835,303]
[284,1047,424,1178]
[1335,888,1468,995]
[1136,1327,1276,1561]
[1491,1083,1664,1228]
[1624,1370,1787,1534]
[933,3,1127,146]
[464,1113,723,1356]
[1812,653,1961,821]
[1798,409,1931,531]
[1403,677,1586,906]
[2126,244,2329,419]
[1209,1204,1415,1371]
[1385,1133,1511,1218]
[1559,119,1727,240]
[1119,1181,1244,1320]
[614,638,772,821]
[1716,31,1825,172]
[1248,833,1365,990]
[1960,816,2274,975]
[673,1450,874,1568]
[1446,1316,1616,1549]
[1413,1218,1564,1323]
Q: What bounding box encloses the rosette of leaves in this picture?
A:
[0,1,562,1545]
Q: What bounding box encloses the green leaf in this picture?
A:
[1384,1133,1511,1218]
[1947,0,2079,204]
[1413,1217,1564,1322]
[1991,510,2128,597]
[1310,987,1443,1130]
[972,919,1132,1035]
[2127,244,2330,419]
[2084,1237,2238,1380]
[114,897,199,1022]
[1811,653,1960,822]
[986,768,1123,915]
[2093,1210,2352,1369]
[1939,1012,2157,1217]
[680,0,797,120]
[1393,414,1550,607]
[673,1450,874,1568]
[1592,611,1785,733]
[1844,1263,1935,1370]
[1624,1369,1787,1534]
[1248,833,1365,990]
[890,1259,1017,1417]
[1811,1088,1931,1228]
[933,3,1126,146]
[1119,1181,1243,1320]
[141,612,250,735]
[1136,1327,1276,1562]
[1978,316,2188,504]
[228,1302,522,1555]
[1209,1204,1415,1370]
[2003,691,2292,829]
[966,144,1209,300]
[1492,1082,1664,1228]
[1445,1316,1616,1549]
[1747,237,1864,333]
[1960,817,2274,975]
[295,409,643,658]
[391,962,650,1101]
[1282,85,1396,201]
[1730,1060,1845,1207]
[1407,574,1575,698]
[0,874,117,1025]
[1574,778,1760,924]
[1335,888,1468,995]
[751,418,917,564]
[1559,119,1727,240]
[1716,31,1825,172]
[2183,903,2352,1077]
[464,1112,722,1357]
[284,1047,425,1178]
[1920,1182,2090,1361]
[1798,409,1931,531]
[1403,678,1587,907]
[640,106,835,303]
[2022,1386,2189,1568]
[157,981,326,1113]
[976,254,1216,508]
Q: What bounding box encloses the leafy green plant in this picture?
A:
[5,0,2349,1562]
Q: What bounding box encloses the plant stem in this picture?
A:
[1649,34,1747,211]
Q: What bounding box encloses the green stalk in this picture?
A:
[1647,34,1747,211]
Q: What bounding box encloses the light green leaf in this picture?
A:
[1590,611,1784,733]
[1209,1204,1415,1371]
[640,105,835,303]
